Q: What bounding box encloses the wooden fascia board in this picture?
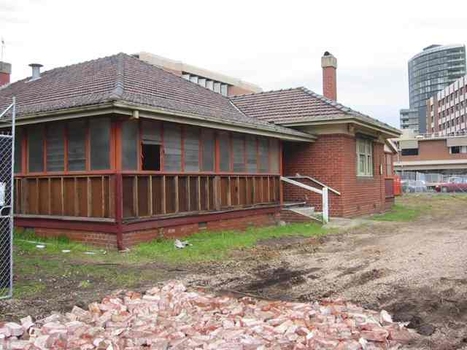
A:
[112,102,316,142]
[281,118,401,139]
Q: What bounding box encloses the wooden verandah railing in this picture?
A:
[14,173,281,221]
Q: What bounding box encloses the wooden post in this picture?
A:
[74,177,79,216]
[213,176,221,210]
[133,176,138,218]
[161,175,166,214]
[87,177,92,217]
[197,176,202,211]
[61,177,65,215]
[115,173,124,250]
[148,175,153,216]
[227,176,231,207]
[174,176,179,213]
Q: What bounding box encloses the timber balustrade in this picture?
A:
[385,177,395,199]
[14,173,281,221]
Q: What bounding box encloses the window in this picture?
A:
[201,130,214,172]
[164,124,182,172]
[184,126,200,172]
[401,148,419,156]
[219,132,231,172]
[28,126,44,172]
[14,129,22,173]
[46,124,64,172]
[141,120,161,171]
[232,134,245,172]
[245,135,257,173]
[68,120,86,171]
[269,139,280,174]
[258,137,269,173]
[385,154,392,176]
[356,138,373,177]
[450,146,460,154]
[121,120,138,170]
[90,118,110,170]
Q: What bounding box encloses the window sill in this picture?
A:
[357,175,374,179]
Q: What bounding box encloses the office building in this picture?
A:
[400,44,466,133]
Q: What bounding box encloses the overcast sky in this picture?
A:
[1,0,467,128]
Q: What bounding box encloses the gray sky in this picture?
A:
[1,0,467,128]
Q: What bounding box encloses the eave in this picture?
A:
[0,101,316,142]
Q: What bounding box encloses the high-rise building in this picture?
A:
[427,75,467,136]
[400,44,466,133]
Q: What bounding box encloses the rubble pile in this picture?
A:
[0,281,415,349]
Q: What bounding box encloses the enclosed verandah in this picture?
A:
[12,114,285,248]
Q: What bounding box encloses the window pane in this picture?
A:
[219,132,231,172]
[46,124,64,172]
[90,118,110,170]
[164,123,181,172]
[232,134,245,172]
[359,154,366,175]
[246,135,257,173]
[14,129,22,173]
[68,120,86,171]
[122,120,138,170]
[270,139,279,173]
[201,130,214,172]
[142,120,161,144]
[28,126,44,172]
[258,137,269,173]
[184,126,200,172]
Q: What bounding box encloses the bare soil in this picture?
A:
[185,195,467,349]
[2,194,467,349]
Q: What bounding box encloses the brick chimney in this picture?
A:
[321,51,337,100]
[0,61,11,87]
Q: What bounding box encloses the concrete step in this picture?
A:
[290,206,315,217]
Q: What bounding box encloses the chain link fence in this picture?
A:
[0,98,15,299]
[397,170,467,193]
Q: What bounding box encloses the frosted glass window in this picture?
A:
[122,120,138,170]
[67,120,86,171]
[232,134,245,172]
[201,130,214,172]
[46,124,64,172]
[90,118,110,170]
[246,135,257,173]
[184,126,200,172]
[28,126,44,172]
[164,124,182,172]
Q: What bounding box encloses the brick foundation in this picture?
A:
[17,209,280,249]
[283,134,391,218]
[280,209,315,223]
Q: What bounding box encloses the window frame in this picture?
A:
[356,137,374,177]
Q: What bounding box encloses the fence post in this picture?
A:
[322,186,329,224]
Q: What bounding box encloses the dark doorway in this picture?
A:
[142,143,161,170]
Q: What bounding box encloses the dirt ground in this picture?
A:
[184,195,467,349]
[2,194,467,349]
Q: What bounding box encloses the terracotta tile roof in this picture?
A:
[230,87,400,136]
[0,53,312,140]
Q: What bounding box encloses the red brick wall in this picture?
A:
[30,227,118,248]
[283,134,388,217]
[123,211,279,246]
[280,209,316,223]
[22,210,280,248]
[0,72,10,87]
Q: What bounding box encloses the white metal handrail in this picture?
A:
[280,176,329,224]
[289,174,341,196]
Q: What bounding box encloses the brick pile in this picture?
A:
[0,281,415,349]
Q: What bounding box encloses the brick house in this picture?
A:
[232,53,400,217]
[0,51,399,248]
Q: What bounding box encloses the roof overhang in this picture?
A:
[278,116,401,139]
[0,102,316,142]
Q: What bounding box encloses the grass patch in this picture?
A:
[371,204,421,222]
[130,223,327,263]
